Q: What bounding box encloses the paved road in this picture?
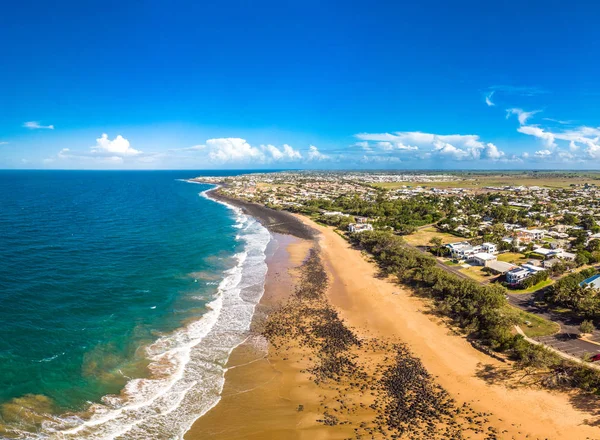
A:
[507,291,600,357]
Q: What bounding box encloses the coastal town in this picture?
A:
[194,171,600,363]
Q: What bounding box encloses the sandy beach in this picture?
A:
[186,198,600,439]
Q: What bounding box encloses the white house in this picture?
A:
[469,252,497,267]
[446,241,483,260]
[506,264,546,285]
[481,242,498,254]
[348,223,373,233]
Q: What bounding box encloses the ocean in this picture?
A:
[0,170,272,439]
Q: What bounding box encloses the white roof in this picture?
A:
[472,252,496,261]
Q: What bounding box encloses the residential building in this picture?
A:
[469,252,497,267]
[580,274,600,289]
[348,223,373,233]
[506,264,546,285]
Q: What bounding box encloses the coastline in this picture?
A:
[186,188,323,438]
[187,190,600,439]
[204,187,315,240]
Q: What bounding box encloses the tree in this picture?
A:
[580,320,595,335]
[429,236,443,256]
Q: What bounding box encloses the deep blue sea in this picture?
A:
[0,170,272,439]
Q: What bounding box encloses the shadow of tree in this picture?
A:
[475,363,518,388]
[568,392,600,427]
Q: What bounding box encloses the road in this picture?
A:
[507,291,600,358]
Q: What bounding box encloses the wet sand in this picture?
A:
[185,233,320,439]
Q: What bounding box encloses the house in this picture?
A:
[322,211,349,217]
[348,223,373,233]
[469,252,497,267]
[455,225,472,236]
[580,274,600,289]
[532,247,558,258]
[481,242,498,254]
[543,258,562,269]
[556,251,576,261]
[506,264,546,285]
[487,261,517,275]
[516,228,547,242]
[446,241,482,260]
[579,274,600,289]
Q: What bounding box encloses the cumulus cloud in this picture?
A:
[517,124,600,159]
[92,134,141,156]
[204,138,263,162]
[23,121,54,130]
[262,143,302,161]
[199,138,305,163]
[307,145,329,161]
[355,131,507,161]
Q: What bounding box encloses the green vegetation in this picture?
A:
[497,252,527,264]
[459,266,495,283]
[348,229,600,394]
[348,230,515,351]
[508,279,554,294]
[514,310,559,338]
[547,268,600,318]
[580,320,595,335]
[403,227,457,247]
[297,194,445,234]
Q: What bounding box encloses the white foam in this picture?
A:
[32,186,272,440]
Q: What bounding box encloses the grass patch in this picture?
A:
[509,279,554,294]
[403,226,460,247]
[459,266,495,282]
[497,252,528,264]
[514,309,560,338]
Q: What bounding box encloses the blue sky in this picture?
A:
[2,0,600,169]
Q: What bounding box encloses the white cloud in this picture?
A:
[204,138,262,162]
[0,141,8,145]
[535,149,553,158]
[485,91,495,107]
[92,134,141,156]
[506,108,541,125]
[262,143,302,161]
[482,143,505,160]
[355,131,506,161]
[307,145,329,161]
[517,125,556,148]
[23,121,54,130]
[517,124,600,159]
[195,138,305,163]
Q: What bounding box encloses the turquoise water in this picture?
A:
[0,171,272,438]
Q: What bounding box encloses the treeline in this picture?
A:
[301,194,444,234]
[348,230,514,350]
[349,230,600,393]
[546,268,600,318]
